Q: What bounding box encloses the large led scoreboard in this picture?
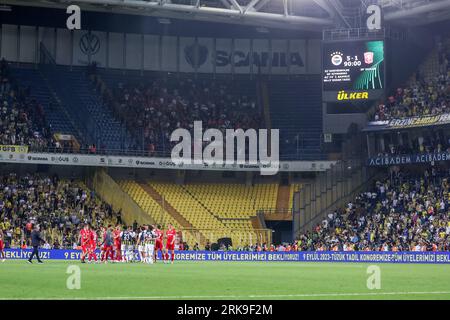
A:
[322,40,385,104]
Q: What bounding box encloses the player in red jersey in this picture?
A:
[165,224,176,264]
[113,225,122,262]
[154,224,165,263]
[79,224,91,263]
[88,228,98,263]
[0,229,5,262]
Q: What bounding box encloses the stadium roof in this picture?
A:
[2,0,450,31]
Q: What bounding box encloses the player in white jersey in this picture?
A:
[127,227,136,262]
[144,226,157,264]
[136,226,146,263]
[120,226,127,263]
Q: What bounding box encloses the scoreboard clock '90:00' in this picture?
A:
[322,40,385,103]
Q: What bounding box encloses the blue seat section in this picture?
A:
[39,65,134,151]
[10,66,81,142]
[268,76,324,160]
[98,70,259,155]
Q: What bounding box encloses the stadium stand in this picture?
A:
[40,65,135,151]
[268,76,323,160]
[97,72,263,156]
[373,39,449,121]
[116,179,274,247]
[0,60,52,150]
[0,173,120,249]
[182,183,278,219]
[295,167,450,252]
[10,66,80,143]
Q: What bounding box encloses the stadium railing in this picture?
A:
[23,145,328,161]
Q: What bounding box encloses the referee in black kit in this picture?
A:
[28,225,46,264]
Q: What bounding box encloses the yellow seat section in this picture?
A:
[150,182,238,243]
[183,183,278,219]
[181,183,278,245]
[118,180,198,245]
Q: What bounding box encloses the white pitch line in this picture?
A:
[2,291,450,300]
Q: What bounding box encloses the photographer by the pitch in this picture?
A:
[27,225,47,264]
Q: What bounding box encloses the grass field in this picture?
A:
[1,260,450,300]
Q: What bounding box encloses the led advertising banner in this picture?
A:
[322,40,385,102]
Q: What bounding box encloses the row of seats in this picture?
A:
[150,182,227,231]
[10,66,80,140]
[119,180,199,245]
[118,180,294,246]
[183,183,278,218]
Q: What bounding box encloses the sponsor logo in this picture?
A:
[330,51,343,66]
[51,156,69,162]
[79,33,100,56]
[337,90,369,101]
[135,160,156,166]
[184,43,208,69]
[28,156,49,161]
[364,51,374,64]
[0,145,28,153]
[159,161,176,167]
[216,50,304,68]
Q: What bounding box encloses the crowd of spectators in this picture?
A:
[373,39,449,121]
[376,130,450,157]
[0,173,121,249]
[103,75,264,156]
[295,167,450,252]
[0,59,52,150]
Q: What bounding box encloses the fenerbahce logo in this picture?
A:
[337,90,369,101]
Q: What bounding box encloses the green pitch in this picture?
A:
[0,260,450,300]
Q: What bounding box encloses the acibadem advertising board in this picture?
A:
[322,40,385,102]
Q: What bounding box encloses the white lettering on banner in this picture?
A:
[215,50,304,68]
[0,151,335,172]
[6,23,316,74]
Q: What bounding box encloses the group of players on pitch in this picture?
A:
[79,223,177,264]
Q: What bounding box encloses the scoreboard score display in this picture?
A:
[322,40,385,103]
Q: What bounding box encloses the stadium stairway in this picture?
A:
[268,76,323,160]
[39,65,133,150]
[117,180,203,246]
[10,66,82,141]
[138,183,195,230]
